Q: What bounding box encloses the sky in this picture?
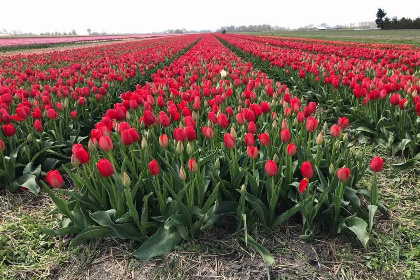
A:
[0,0,419,34]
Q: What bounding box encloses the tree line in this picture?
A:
[218,25,288,33]
[376,9,420,29]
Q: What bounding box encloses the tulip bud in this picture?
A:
[240,184,247,192]
[179,166,186,181]
[186,142,193,155]
[113,121,119,133]
[272,120,277,130]
[192,111,198,120]
[176,141,184,154]
[214,158,220,169]
[141,137,148,149]
[187,158,198,172]
[293,118,298,128]
[343,133,349,142]
[159,134,169,148]
[27,133,33,143]
[270,100,276,109]
[282,119,288,130]
[126,111,131,121]
[357,151,364,161]
[329,163,335,175]
[273,154,280,164]
[88,139,97,151]
[122,172,131,186]
[63,98,69,109]
[220,69,227,78]
[230,127,237,140]
[412,90,418,97]
[323,122,328,132]
[316,132,323,145]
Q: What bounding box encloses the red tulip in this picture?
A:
[257,133,269,146]
[298,178,308,193]
[223,133,235,149]
[337,117,349,129]
[305,116,318,132]
[235,113,245,125]
[217,113,229,128]
[201,126,214,139]
[72,144,89,164]
[300,161,313,179]
[1,123,15,137]
[244,133,255,146]
[265,160,278,176]
[159,134,169,147]
[16,107,28,119]
[246,146,258,159]
[184,126,196,141]
[0,139,5,152]
[297,112,305,123]
[286,143,296,156]
[188,158,198,172]
[173,127,186,142]
[143,110,156,126]
[46,170,63,188]
[148,159,160,175]
[389,94,400,106]
[96,158,114,177]
[337,167,350,182]
[99,136,113,152]
[370,157,383,172]
[329,125,341,138]
[32,108,42,119]
[280,129,291,143]
[247,121,257,134]
[33,120,43,132]
[158,111,171,127]
[47,109,58,119]
[70,111,78,120]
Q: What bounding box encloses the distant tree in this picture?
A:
[375,8,387,29]
[222,29,226,34]
[87,28,91,35]
[71,29,77,35]
[63,32,67,35]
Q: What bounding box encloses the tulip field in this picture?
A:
[0,34,419,279]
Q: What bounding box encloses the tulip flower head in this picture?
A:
[265,160,278,176]
[300,161,313,179]
[370,157,383,172]
[337,167,350,182]
[148,159,160,176]
[46,170,64,188]
[96,158,114,177]
[298,178,308,193]
[223,133,235,149]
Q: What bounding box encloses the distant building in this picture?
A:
[0,30,11,36]
[316,26,327,30]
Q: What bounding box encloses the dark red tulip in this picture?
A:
[96,158,114,177]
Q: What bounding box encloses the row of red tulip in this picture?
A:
[218,34,420,154]
[0,35,201,193]
[40,35,383,260]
